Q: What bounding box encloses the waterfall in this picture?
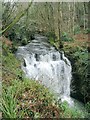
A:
[16,34,73,105]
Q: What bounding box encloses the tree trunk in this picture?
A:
[83,2,86,30]
[57,2,61,41]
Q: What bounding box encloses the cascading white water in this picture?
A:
[16,34,73,105]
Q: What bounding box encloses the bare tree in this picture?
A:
[1,1,33,35]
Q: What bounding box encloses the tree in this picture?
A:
[1,1,33,35]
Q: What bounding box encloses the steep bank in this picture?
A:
[1,36,88,118]
[63,33,89,104]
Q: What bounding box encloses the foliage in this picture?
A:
[8,23,34,45]
[10,44,18,53]
[0,86,18,118]
[2,78,87,118]
[2,2,33,35]
[46,32,57,40]
[64,45,89,104]
[85,102,90,113]
[2,42,23,83]
[1,1,89,118]
[84,28,90,34]
[2,40,88,118]
[21,37,28,46]
[61,32,74,42]
[2,41,61,118]
[2,2,88,41]
[59,101,85,118]
[72,48,89,103]
[1,78,61,118]
[74,25,81,35]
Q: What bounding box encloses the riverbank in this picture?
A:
[1,37,89,118]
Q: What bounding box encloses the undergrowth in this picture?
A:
[1,38,88,118]
[1,79,86,118]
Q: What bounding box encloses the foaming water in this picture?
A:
[16,34,73,105]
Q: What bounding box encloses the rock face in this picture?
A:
[16,34,73,105]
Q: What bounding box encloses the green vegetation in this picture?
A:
[85,102,90,113]
[64,41,90,115]
[1,40,88,118]
[2,42,23,83]
[60,101,86,118]
[61,32,74,42]
[1,79,57,118]
[1,1,90,119]
[84,28,90,34]
[74,25,82,35]
[1,78,87,118]
[64,46,89,100]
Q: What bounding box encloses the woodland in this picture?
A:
[0,1,90,119]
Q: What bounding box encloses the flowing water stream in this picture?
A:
[16,34,74,105]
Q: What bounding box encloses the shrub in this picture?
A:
[45,31,57,43]
[10,43,18,53]
[61,32,73,42]
[74,25,81,35]
[84,28,90,34]
[21,37,28,46]
[64,46,89,105]
[2,44,23,84]
[85,102,90,113]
